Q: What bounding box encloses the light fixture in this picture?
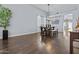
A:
[47,4,50,16]
[46,4,51,25]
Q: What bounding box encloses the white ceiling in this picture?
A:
[32,4,79,14]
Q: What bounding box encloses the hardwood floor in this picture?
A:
[0,32,79,54]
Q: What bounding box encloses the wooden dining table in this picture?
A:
[40,25,56,38]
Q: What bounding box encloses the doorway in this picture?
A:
[63,14,73,37]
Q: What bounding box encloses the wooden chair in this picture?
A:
[70,32,79,54]
[40,26,47,37]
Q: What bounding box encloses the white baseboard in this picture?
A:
[0,31,63,39]
[0,31,38,39]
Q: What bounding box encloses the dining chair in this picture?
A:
[70,32,79,54]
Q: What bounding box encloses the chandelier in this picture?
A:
[46,4,51,26]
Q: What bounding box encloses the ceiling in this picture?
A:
[32,4,79,14]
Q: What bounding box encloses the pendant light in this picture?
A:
[46,4,51,26]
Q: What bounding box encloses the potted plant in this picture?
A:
[0,5,12,40]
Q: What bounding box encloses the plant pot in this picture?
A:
[3,30,8,40]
